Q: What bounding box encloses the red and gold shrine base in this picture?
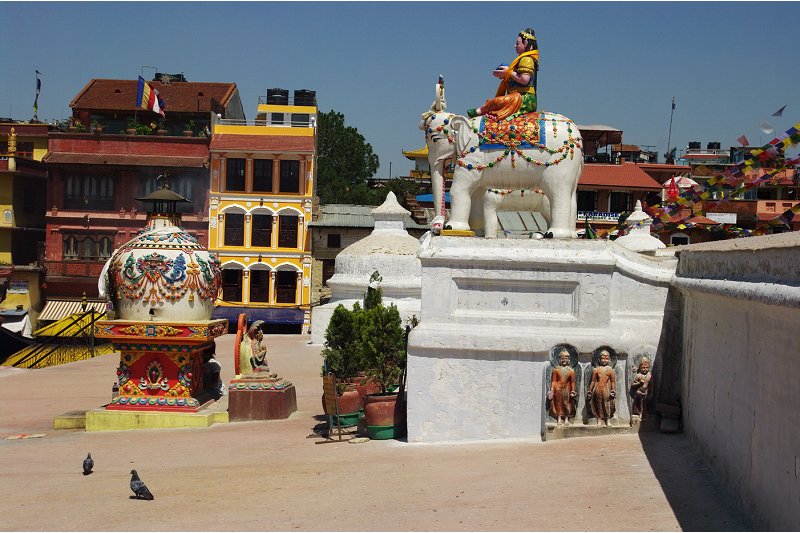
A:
[94,319,227,413]
[228,375,297,421]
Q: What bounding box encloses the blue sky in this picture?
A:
[1,1,798,176]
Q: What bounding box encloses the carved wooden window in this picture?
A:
[64,175,115,210]
[221,268,243,302]
[225,158,246,191]
[278,214,298,248]
[251,214,272,248]
[279,160,300,193]
[224,213,245,247]
[63,236,79,259]
[275,270,297,304]
[253,159,273,192]
[249,270,270,303]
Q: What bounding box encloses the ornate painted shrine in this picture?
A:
[94,178,226,413]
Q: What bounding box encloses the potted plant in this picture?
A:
[91,120,105,134]
[359,271,408,439]
[156,119,168,136]
[126,118,137,135]
[321,303,365,427]
[183,120,196,137]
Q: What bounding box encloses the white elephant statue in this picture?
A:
[420,81,583,238]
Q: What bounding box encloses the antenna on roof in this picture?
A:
[664,96,675,164]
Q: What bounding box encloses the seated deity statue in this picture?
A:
[468,28,539,121]
[239,320,270,376]
[547,349,577,425]
[587,349,617,426]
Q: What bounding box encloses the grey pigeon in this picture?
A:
[82,453,93,475]
[129,469,154,500]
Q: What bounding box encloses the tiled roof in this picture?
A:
[42,152,208,167]
[610,143,640,152]
[70,79,238,113]
[209,133,314,152]
[403,146,428,159]
[580,163,663,189]
[309,204,427,229]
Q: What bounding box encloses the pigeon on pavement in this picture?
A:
[129,469,155,500]
[82,453,94,475]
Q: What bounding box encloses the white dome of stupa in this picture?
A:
[310,192,422,344]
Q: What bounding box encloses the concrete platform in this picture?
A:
[0,333,751,531]
[84,402,229,431]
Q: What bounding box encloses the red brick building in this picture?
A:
[42,77,244,300]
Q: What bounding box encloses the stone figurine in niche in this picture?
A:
[629,356,653,419]
[239,320,269,375]
[547,347,578,425]
[587,348,617,426]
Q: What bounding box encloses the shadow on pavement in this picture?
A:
[638,430,750,531]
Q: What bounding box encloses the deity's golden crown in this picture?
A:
[519,31,536,41]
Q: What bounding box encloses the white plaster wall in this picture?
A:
[407,350,546,442]
[407,237,677,443]
[675,233,800,530]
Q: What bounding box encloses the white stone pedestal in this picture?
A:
[406,237,677,443]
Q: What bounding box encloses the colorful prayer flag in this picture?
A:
[737,134,749,146]
[136,76,165,117]
[666,177,679,200]
[583,217,597,240]
[772,105,786,117]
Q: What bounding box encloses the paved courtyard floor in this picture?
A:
[0,333,749,531]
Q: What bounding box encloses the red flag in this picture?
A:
[666,177,679,200]
[737,134,749,146]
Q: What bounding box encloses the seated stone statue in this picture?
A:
[239,320,270,376]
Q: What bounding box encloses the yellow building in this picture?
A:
[208,89,317,334]
[0,122,49,331]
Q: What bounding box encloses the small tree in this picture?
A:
[363,270,383,310]
[321,303,363,381]
[360,303,405,394]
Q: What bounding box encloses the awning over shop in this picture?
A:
[211,306,305,325]
[37,299,107,322]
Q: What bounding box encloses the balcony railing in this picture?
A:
[218,117,315,128]
[45,259,106,278]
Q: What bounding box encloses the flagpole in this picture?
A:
[665,96,675,163]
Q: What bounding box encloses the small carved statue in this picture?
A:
[587,349,617,426]
[548,349,577,425]
[630,357,653,419]
[239,320,269,375]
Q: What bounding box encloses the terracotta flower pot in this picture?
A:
[363,392,405,427]
[347,375,381,400]
[321,386,363,415]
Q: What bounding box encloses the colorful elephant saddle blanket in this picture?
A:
[478,112,546,150]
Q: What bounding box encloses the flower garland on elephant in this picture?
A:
[423,112,582,173]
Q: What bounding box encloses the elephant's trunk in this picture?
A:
[430,160,446,218]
